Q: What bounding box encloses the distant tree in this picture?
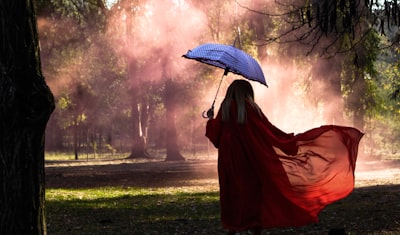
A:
[240,0,399,56]
[164,78,185,161]
[238,0,400,129]
[118,0,201,160]
[120,0,152,159]
[37,0,130,157]
[0,0,54,233]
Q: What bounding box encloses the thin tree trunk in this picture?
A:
[0,0,55,234]
[73,124,79,160]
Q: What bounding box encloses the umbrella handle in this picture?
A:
[202,106,214,119]
[202,69,226,119]
[202,110,208,119]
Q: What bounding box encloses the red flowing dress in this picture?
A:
[206,101,363,231]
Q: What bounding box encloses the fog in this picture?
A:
[38,0,397,163]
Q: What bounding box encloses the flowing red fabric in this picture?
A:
[206,102,363,231]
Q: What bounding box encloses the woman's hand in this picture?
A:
[206,107,214,119]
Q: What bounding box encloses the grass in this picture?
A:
[45,152,129,161]
[46,187,223,235]
[46,185,400,235]
[45,152,400,234]
[45,149,218,162]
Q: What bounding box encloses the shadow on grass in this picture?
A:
[46,184,400,235]
[46,191,223,235]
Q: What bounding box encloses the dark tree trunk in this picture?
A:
[351,68,366,130]
[311,58,344,124]
[73,124,79,160]
[0,0,55,234]
[164,79,185,161]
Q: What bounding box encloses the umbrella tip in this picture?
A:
[233,36,241,48]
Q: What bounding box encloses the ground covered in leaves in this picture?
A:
[45,157,400,235]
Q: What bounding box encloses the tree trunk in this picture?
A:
[73,124,79,160]
[311,58,344,124]
[126,61,150,159]
[164,79,185,161]
[125,10,150,159]
[352,68,366,130]
[0,0,55,234]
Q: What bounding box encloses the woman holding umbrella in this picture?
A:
[205,79,363,235]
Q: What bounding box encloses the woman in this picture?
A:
[205,80,363,235]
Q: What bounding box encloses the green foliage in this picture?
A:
[361,30,381,77]
[356,36,400,159]
[57,95,72,110]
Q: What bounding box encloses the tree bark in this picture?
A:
[351,67,366,130]
[126,60,150,159]
[164,79,185,161]
[0,0,55,234]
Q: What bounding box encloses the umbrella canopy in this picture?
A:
[183,43,267,86]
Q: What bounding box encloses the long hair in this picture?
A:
[221,79,261,124]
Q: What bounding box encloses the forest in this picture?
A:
[35,0,400,161]
[1,0,400,234]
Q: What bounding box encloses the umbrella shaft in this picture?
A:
[212,71,226,108]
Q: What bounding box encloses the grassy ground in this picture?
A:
[46,187,222,235]
[45,186,400,235]
[45,154,400,235]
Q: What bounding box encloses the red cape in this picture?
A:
[206,102,363,231]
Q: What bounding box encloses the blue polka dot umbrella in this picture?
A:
[183,43,267,86]
[183,43,267,118]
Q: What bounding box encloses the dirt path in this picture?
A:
[45,158,400,189]
[45,159,219,188]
